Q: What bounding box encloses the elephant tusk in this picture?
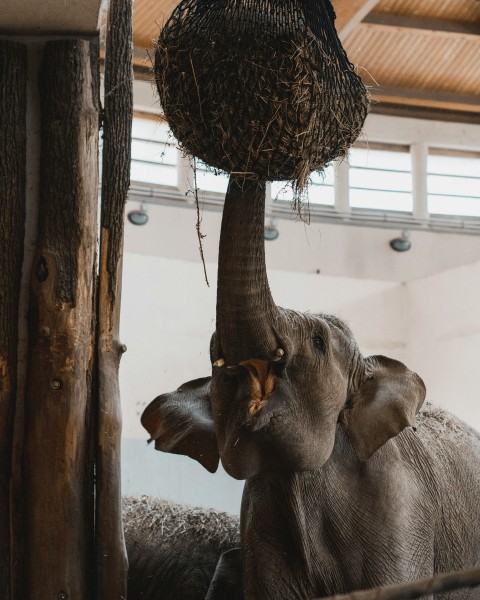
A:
[213,358,225,368]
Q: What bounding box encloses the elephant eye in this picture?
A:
[312,335,326,353]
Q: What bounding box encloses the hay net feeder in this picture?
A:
[155,0,369,192]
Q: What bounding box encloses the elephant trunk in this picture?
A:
[216,175,281,366]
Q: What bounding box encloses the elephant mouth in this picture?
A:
[244,408,277,433]
[240,358,276,418]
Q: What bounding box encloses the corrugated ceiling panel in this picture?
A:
[134,0,177,48]
[345,23,480,95]
[133,0,480,48]
[375,0,480,22]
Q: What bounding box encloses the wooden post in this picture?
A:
[0,40,27,600]
[96,0,133,597]
[22,39,99,599]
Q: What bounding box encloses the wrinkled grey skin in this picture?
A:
[123,496,241,600]
[142,176,480,599]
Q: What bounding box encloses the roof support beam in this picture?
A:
[362,13,480,38]
[373,85,480,114]
[333,0,382,40]
[0,0,105,35]
[370,102,480,125]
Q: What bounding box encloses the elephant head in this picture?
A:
[142,175,426,479]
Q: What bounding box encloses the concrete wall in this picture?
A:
[405,260,480,431]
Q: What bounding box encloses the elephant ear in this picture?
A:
[141,376,220,473]
[341,356,426,462]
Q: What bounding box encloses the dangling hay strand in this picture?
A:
[155,0,369,190]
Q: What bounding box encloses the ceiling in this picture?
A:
[132,0,480,122]
[2,0,476,121]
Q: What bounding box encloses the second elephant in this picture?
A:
[123,496,241,600]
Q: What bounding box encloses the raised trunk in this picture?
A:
[216,175,280,365]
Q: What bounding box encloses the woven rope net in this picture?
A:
[155,0,369,190]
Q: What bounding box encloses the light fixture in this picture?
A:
[264,218,279,241]
[389,229,411,252]
[127,202,149,226]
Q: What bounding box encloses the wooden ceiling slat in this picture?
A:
[363,12,480,36]
[373,88,480,114]
[133,0,177,48]
[345,23,480,96]
[375,0,480,22]
[332,0,381,39]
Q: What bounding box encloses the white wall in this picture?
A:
[124,200,480,283]
[405,260,480,431]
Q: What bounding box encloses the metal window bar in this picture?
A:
[427,150,480,218]
[348,147,413,212]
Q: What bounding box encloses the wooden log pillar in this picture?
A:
[0,40,27,600]
[23,39,99,599]
[96,0,133,598]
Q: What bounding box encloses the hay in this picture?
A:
[123,495,240,550]
[155,0,369,190]
[415,403,468,441]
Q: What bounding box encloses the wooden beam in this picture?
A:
[23,39,99,599]
[0,40,27,600]
[0,0,105,36]
[96,0,133,597]
[333,0,381,40]
[363,12,480,38]
[372,85,480,113]
[370,102,480,126]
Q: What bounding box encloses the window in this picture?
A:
[428,150,480,217]
[194,160,229,195]
[270,165,334,206]
[349,146,412,212]
[130,117,178,187]
[128,116,480,229]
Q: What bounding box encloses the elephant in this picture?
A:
[123,495,241,600]
[142,175,480,599]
